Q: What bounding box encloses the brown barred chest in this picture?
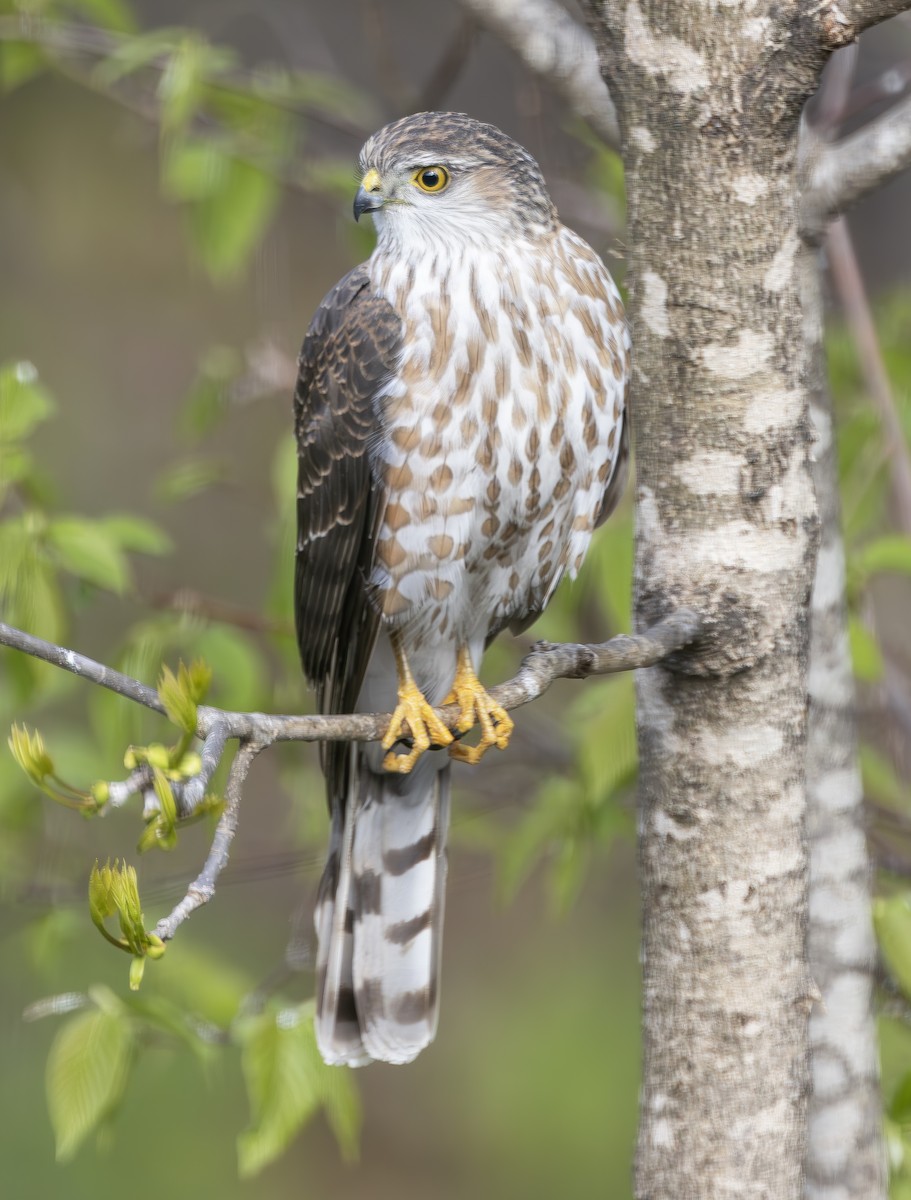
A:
[366,232,628,634]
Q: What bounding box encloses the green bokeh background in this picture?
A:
[0,4,641,1194]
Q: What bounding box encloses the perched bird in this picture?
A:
[294,112,629,1067]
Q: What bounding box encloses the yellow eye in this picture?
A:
[412,166,450,193]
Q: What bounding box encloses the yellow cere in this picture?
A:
[361,168,382,193]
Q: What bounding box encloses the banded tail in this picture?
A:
[314,751,450,1066]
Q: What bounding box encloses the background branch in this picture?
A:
[819,1,911,44]
[801,89,911,239]
[827,215,911,531]
[455,0,620,148]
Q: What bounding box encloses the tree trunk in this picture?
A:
[802,246,886,1199]
[583,3,831,1194]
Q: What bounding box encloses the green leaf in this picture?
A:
[190,156,279,279]
[100,514,173,556]
[853,534,911,584]
[47,516,131,594]
[875,895,911,1002]
[238,1008,321,1177]
[237,1005,360,1176]
[179,344,241,440]
[154,455,228,502]
[46,1007,132,1161]
[157,36,205,132]
[195,626,262,711]
[8,723,54,786]
[60,0,136,33]
[88,860,165,969]
[848,615,883,683]
[155,941,251,1029]
[574,675,637,807]
[92,28,182,87]
[861,745,906,810]
[499,777,580,904]
[157,658,211,732]
[0,40,45,91]
[162,137,230,202]
[0,360,55,439]
[891,1071,911,1123]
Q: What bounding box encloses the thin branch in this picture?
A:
[150,588,294,637]
[0,621,166,716]
[815,1,911,46]
[1,610,703,749]
[417,14,478,114]
[154,741,259,941]
[179,720,229,813]
[838,58,911,123]
[0,15,368,139]
[826,215,911,531]
[801,88,911,239]
[3,610,702,945]
[455,0,620,148]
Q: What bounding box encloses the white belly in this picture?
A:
[364,229,628,701]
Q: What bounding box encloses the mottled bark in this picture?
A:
[801,246,886,1199]
[582,3,833,1196]
[455,0,909,1192]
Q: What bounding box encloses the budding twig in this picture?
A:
[1,607,703,946]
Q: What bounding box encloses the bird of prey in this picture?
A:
[294,111,629,1067]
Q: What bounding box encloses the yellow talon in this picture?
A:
[445,645,514,766]
[382,634,453,773]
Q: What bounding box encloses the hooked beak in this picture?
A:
[353,168,384,222]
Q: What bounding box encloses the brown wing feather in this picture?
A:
[594,407,629,529]
[294,264,401,797]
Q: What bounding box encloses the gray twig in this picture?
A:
[3,609,702,944]
[801,88,911,239]
[0,621,165,715]
[178,719,229,814]
[1,610,703,750]
[455,0,620,148]
[154,741,259,941]
[826,215,911,531]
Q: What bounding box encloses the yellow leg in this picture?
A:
[382,633,453,773]
[444,645,515,766]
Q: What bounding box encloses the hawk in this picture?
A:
[294,112,629,1067]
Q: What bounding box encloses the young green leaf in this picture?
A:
[88,860,165,976]
[0,40,46,92]
[189,156,279,280]
[875,894,911,1002]
[0,360,55,439]
[238,1008,320,1177]
[237,1005,360,1176]
[8,723,54,786]
[47,516,132,594]
[99,514,173,556]
[46,1007,133,1161]
[848,616,884,683]
[157,658,211,734]
[154,455,228,502]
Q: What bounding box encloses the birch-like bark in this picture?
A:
[582,3,831,1195]
[801,248,887,1199]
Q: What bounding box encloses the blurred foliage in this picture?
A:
[827,291,911,1197]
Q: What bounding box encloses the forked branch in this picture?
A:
[1,609,703,942]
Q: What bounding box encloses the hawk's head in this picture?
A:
[353,112,557,247]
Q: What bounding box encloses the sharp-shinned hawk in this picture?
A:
[294,112,629,1066]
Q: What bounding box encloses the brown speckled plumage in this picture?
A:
[294,112,629,1068]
